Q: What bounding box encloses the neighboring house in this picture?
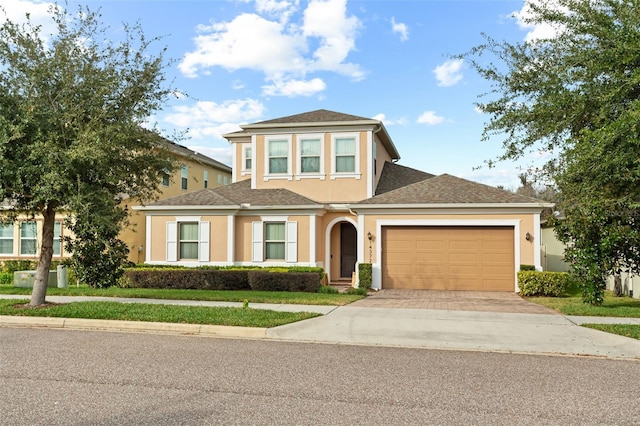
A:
[137,109,552,292]
[540,221,639,299]
[0,140,232,265]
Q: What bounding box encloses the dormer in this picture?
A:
[224,110,400,203]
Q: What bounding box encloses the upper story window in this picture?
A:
[203,171,208,189]
[20,221,37,255]
[265,136,292,180]
[244,146,252,171]
[296,134,325,180]
[0,223,13,255]
[181,166,188,190]
[162,169,170,187]
[331,133,360,179]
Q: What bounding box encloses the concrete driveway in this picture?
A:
[350,289,558,314]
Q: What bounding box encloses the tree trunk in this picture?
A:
[30,204,56,306]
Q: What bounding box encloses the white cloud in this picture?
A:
[391,17,408,42]
[417,111,445,125]
[462,168,521,190]
[179,0,363,94]
[262,77,326,97]
[513,0,566,42]
[164,98,265,140]
[433,59,464,87]
[373,113,407,126]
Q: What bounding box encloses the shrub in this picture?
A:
[317,285,338,294]
[518,271,571,297]
[358,263,372,289]
[0,272,12,285]
[248,271,321,292]
[123,268,250,290]
[345,287,367,296]
[520,264,536,271]
[2,260,37,273]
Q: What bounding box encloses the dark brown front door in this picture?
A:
[340,223,357,278]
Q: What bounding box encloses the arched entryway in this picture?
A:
[325,217,358,283]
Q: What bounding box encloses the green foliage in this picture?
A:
[1,260,36,273]
[0,5,176,302]
[123,269,251,291]
[345,287,368,296]
[358,263,372,289]
[0,272,12,285]
[518,271,571,297]
[317,285,339,294]
[462,0,640,305]
[247,271,321,293]
[519,264,536,271]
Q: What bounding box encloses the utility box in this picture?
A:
[14,270,58,288]
[57,265,68,288]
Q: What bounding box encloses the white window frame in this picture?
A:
[180,166,188,190]
[296,133,325,180]
[0,223,14,255]
[252,217,297,263]
[161,169,170,187]
[20,221,37,256]
[203,170,208,189]
[53,221,62,256]
[330,133,361,179]
[166,218,209,263]
[264,135,293,181]
[242,144,252,176]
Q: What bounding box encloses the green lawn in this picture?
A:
[0,284,364,305]
[524,286,640,340]
[0,299,320,328]
[581,324,640,340]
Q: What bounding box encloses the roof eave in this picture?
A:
[349,202,554,210]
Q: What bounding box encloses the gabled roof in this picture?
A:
[232,109,400,161]
[356,173,549,206]
[248,109,374,125]
[145,179,321,208]
[375,162,435,195]
[161,139,232,173]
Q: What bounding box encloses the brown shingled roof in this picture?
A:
[357,173,547,205]
[251,109,374,125]
[375,162,435,195]
[148,179,321,208]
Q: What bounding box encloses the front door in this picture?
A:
[340,223,357,278]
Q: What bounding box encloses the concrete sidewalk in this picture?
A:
[1,295,639,360]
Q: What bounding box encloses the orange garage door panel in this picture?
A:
[381,226,515,291]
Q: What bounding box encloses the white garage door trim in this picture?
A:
[372,219,522,292]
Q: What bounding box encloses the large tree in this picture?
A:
[462,0,640,304]
[0,5,175,305]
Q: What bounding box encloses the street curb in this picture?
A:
[0,316,268,338]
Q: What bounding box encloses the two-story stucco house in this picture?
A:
[137,109,551,291]
[0,139,232,265]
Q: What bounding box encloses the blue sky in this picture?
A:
[6,0,554,189]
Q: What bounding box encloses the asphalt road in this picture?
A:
[1,328,638,425]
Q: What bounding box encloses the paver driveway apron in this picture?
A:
[349,289,558,314]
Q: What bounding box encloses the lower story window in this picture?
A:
[264,222,285,260]
[179,222,198,260]
[20,222,37,255]
[53,221,62,256]
[0,223,13,254]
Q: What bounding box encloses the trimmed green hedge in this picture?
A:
[358,263,372,289]
[123,266,323,293]
[518,271,571,297]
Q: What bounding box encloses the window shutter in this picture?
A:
[166,222,177,262]
[252,221,263,262]
[199,221,210,262]
[285,221,297,263]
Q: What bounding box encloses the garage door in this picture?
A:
[382,226,515,291]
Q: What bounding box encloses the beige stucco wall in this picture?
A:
[123,156,232,263]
